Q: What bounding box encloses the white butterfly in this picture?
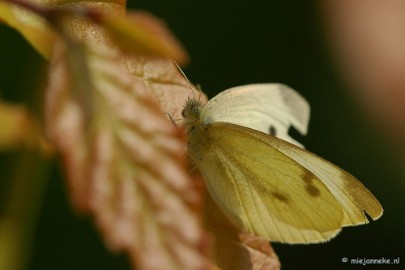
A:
[182,83,383,243]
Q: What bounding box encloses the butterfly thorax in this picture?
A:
[182,97,213,161]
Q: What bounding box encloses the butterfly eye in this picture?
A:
[192,106,200,116]
[269,126,277,136]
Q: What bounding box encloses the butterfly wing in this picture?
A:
[189,122,345,243]
[202,83,310,147]
[253,131,384,225]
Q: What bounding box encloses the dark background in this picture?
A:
[0,1,403,269]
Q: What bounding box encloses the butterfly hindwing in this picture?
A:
[189,122,345,243]
[202,84,310,147]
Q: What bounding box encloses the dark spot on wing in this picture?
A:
[301,171,313,184]
[271,192,288,203]
[269,125,277,136]
[301,171,321,197]
[306,184,320,197]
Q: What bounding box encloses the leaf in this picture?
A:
[0,0,56,59]
[204,190,280,270]
[125,56,207,120]
[44,40,210,270]
[100,11,189,65]
[239,233,281,270]
[2,1,277,268]
[0,1,188,64]
[0,0,126,59]
[0,100,46,150]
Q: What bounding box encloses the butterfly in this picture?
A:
[182,83,383,243]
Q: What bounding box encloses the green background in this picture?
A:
[1,1,404,269]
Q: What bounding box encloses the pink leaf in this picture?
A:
[45,40,210,270]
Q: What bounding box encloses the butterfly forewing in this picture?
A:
[257,134,384,225]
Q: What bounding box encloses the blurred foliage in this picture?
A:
[0,1,403,270]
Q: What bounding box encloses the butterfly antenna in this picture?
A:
[173,60,196,100]
[196,84,202,103]
[163,112,179,126]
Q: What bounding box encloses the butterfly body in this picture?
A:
[182,84,383,243]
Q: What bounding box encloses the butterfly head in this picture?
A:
[182,97,204,130]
